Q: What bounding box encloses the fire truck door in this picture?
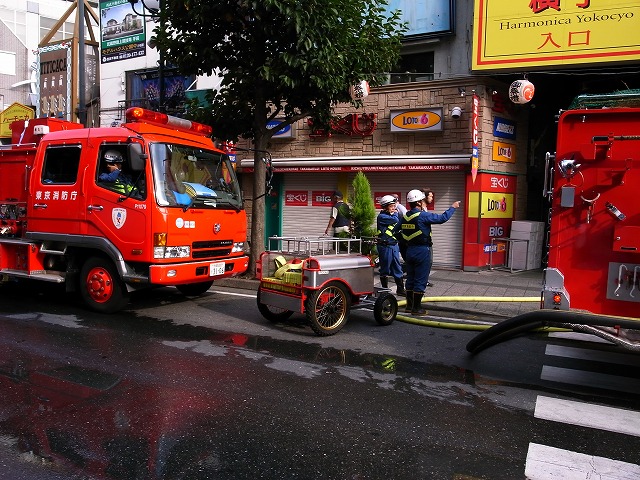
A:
[86,148,148,255]
[29,144,86,235]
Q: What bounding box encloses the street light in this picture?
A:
[128,0,164,111]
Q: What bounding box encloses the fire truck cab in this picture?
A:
[0,108,248,312]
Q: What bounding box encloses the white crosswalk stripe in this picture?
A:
[525,443,640,480]
[534,395,640,437]
[524,338,640,479]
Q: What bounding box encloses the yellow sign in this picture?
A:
[0,103,34,138]
[492,141,516,163]
[390,109,443,132]
[468,192,514,219]
[473,0,640,70]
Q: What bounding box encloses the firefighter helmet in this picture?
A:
[379,195,397,207]
[104,150,123,164]
[406,189,426,203]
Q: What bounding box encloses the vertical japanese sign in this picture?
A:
[100,0,146,64]
[38,44,71,119]
[471,94,479,184]
[473,0,640,70]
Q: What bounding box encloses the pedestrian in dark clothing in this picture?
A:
[400,189,460,315]
[376,195,405,296]
[324,190,351,236]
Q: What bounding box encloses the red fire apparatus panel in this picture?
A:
[545,105,640,319]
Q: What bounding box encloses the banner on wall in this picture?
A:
[241,164,465,173]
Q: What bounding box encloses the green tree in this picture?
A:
[153,0,405,275]
[351,171,377,239]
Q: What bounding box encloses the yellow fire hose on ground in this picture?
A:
[393,295,567,333]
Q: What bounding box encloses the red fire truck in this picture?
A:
[469,91,640,353]
[0,108,248,312]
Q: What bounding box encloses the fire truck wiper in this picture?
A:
[210,198,241,212]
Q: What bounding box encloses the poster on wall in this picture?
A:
[100,0,146,64]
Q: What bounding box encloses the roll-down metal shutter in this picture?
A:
[281,174,340,239]
[281,171,464,268]
[361,171,464,269]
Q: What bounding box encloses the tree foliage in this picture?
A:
[153,0,406,275]
[351,171,377,239]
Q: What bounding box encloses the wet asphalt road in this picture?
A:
[0,282,639,479]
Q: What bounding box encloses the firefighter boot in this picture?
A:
[394,277,406,297]
[380,276,388,289]
[404,291,413,313]
[411,292,428,316]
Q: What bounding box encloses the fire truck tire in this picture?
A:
[374,292,398,326]
[176,281,214,297]
[256,289,294,323]
[305,281,351,336]
[80,257,129,313]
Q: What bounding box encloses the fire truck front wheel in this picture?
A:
[80,257,129,313]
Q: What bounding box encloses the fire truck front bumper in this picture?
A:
[148,255,249,285]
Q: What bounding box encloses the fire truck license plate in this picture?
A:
[210,262,225,276]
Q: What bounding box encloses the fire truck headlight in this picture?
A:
[153,246,191,259]
[231,242,245,253]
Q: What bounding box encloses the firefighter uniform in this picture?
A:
[401,189,458,314]
[376,195,405,296]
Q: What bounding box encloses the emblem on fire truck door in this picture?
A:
[214,223,221,234]
[112,208,127,229]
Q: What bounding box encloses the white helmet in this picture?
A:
[379,195,397,207]
[406,189,426,203]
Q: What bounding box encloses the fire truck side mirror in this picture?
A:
[128,143,147,172]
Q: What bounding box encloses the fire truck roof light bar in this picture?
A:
[125,107,213,137]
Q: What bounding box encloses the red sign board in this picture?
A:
[284,190,308,206]
[312,191,334,206]
[241,164,466,173]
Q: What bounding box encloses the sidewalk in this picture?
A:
[216,267,544,320]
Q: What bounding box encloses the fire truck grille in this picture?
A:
[191,240,234,259]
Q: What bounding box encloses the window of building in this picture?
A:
[390,51,435,84]
[0,51,16,75]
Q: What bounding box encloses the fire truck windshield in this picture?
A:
[150,143,242,210]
